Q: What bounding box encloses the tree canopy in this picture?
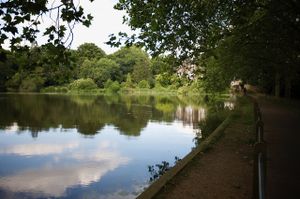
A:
[108,0,235,59]
[109,0,300,97]
[75,43,106,66]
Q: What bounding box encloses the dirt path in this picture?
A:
[153,99,255,199]
[258,98,300,199]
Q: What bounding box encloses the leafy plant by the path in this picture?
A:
[148,156,181,182]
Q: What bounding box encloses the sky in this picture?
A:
[70,0,134,54]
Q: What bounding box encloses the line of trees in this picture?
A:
[0,43,198,93]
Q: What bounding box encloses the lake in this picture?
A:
[0,93,231,199]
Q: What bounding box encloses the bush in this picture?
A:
[41,86,68,93]
[155,73,171,87]
[167,84,178,91]
[123,73,135,88]
[105,79,120,93]
[177,85,190,96]
[190,79,204,93]
[69,78,99,92]
[170,74,182,88]
[6,72,22,91]
[104,79,113,89]
[110,81,121,93]
[119,85,134,93]
[137,80,150,89]
[152,83,168,92]
[19,76,45,92]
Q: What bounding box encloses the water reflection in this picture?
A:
[0,160,129,197]
[0,93,231,199]
[0,131,130,198]
[176,106,206,127]
[0,94,208,137]
[0,141,79,156]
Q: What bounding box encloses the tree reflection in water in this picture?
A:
[0,93,215,137]
[194,97,234,147]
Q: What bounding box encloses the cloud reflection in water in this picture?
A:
[0,139,130,197]
[0,142,79,156]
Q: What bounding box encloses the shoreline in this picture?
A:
[138,96,255,199]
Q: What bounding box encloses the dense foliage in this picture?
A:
[1,1,299,98]
[0,43,196,94]
[109,0,300,98]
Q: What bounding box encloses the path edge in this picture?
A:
[137,112,233,199]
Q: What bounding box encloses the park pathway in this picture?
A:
[258,98,300,199]
[153,99,254,199]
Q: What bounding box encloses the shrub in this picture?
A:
[170,74,182,88]
[19,76,45,92]
[123,73,135,88]
[155,73,171,87]
[137,80,150,89]
[167,84,178,91]
[177,85,190,96]
[105,80,120,93]
[6,72,22,91]
[41,86,68,93]
[190,79,204,93]
[69,78,99,92]
[104,79,113,89]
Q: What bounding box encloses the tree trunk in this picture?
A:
[275,72,280,98]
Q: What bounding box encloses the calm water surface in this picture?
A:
[0,93,227,199]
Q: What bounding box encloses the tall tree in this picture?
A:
[79,57,120,88]
[75,43,106,66]
[109,46,151,82]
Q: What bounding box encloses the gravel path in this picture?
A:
[153,100,255,199]
[258,98,300,199]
